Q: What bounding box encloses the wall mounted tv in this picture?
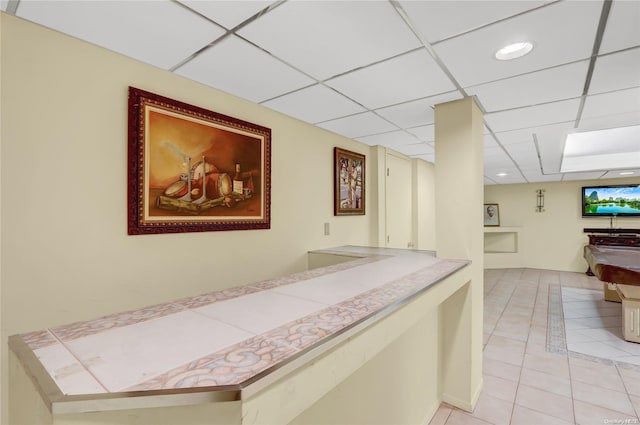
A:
[582,184,640,217]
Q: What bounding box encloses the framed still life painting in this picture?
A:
[334,147,365,216]
[128,87,271,235]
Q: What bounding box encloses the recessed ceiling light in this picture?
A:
[620,171,635,176]
[496,172,508,177]
[495,42,534,61]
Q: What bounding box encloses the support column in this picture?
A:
[434,97,484,411]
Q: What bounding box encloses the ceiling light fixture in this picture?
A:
[496,172,508,177]
[495,42,534,61]
[620,171,635,176]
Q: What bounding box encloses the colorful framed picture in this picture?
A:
[484,203,500,226]
[127,87,271,235]
[334,147,365,216]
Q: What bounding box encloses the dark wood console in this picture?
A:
[588,234,640,247]
[584,228,640,235]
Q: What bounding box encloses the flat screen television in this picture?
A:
[582,184,640,217]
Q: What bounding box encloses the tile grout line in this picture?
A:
[452,270,521,424]
[615,358,640,419]
[478,273,524,423]
[559,280,579,425]
[507,274,578,424]
[48,329,111,394]
[560,285,640,371]
[490,270,541,423]
[509,271,542,425]
[560,282,640,422]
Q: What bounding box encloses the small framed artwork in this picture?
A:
[334,147,365,216]
[484,203,500,226]
[128,87,271,235]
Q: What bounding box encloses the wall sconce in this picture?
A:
[536,189,545,212]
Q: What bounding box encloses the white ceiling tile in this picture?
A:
[392,143,434,157]
[504,142,540,166]
[520,168,562,182]
[261,85,365,124]
[578,111,640,133]
[494,121,575,147]
[413,154,435,164]
[176,35,315,103]
[484,145,505,155]
[356,131,421,147]
[406,125,435,142]
[375,92,462,128]
[494,128,535,146]
[537,140,564,175]
[325,49,457,110]
[484,167,526,183]
[530,122,576,142]
[7,0,637,184]
[485,157,514,170]
[1,1,8,12]
[496,176,528,184]
[486,163,517,175]
[494,121,574,175]
[599,0,640,54]
[485,177,497,185]
[467,60,588,112]
[485,98,581,133]
[484,134,500,150]
[317,112,398,139]
[562,172,608,181]
[178,0,276,30]
[581,87,640,120]
[399,0,548,44]
[602,169,640,179]
[484,148,515,168]
[16,0,223,70]
[590,49,640,95]
[433,1,602,87]
[237,1,421,80]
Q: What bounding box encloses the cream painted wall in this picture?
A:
[434,98,484,410]
[372,147,436,251]
[413,159,436,251]
[0,13,3,423]
[0,13,377,422]
[385,152,412,249]
[485,177,640,272]
[290,308,440,425]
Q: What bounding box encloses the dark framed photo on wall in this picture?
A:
[334,147,365,216]
[484,203,500,226]
[127,87,271,235]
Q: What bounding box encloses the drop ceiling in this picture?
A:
[3,0,639,185]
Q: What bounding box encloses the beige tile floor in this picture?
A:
[430,268,640,425]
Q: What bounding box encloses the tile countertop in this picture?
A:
[10,246,469,407]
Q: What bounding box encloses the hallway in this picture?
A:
[430,268,640,425]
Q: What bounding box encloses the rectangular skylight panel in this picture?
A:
[561,125,640,172]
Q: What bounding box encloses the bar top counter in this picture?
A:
[10,246,469,415]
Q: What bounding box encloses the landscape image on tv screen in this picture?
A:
[583,185,640,216]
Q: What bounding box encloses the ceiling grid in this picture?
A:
[4,0,639,184]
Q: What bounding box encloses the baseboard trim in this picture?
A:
[420,400,442,425]
[441,378,483,413]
